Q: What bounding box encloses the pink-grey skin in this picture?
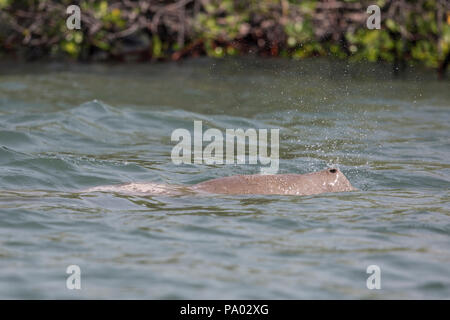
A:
[84,168,356,196]
[191,168,356,196]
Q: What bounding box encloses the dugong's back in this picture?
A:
[192,168,355,196]
[83,168,355,196]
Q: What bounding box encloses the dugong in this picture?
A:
[84,168,356,196]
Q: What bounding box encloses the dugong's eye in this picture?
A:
[329,168,337,173]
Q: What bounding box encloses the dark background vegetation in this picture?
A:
[1,0,449,77]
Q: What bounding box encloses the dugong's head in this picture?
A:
[316,168,356,193]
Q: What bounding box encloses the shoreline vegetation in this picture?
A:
[1,0,449,78]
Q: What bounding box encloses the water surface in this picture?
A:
[0,58,449,299]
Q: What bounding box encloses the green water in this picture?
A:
[0,58,449,299]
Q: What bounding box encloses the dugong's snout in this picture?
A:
[323,167,357,192]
